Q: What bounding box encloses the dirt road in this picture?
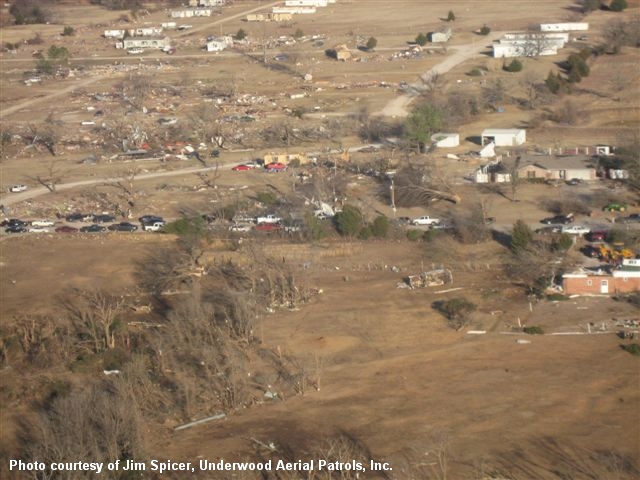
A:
[377,32,503,118]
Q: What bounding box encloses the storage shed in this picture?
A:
[429,26,452,43]
[431,133,459,148]
[481,129,526,146]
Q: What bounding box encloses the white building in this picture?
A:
[122,36,171,50]
[130,27,163,37]
[170,8,213,18]
[492,31,568,58]
[189,0,226,5]
[431,133,459,148]
[104,29,126,39]
[162,22,177,29]
[540,23,588,32]
[481,129,526,147]
[246,12,293,22]
[285,0,328,6]
[429,26,452,43]
[206,36,233,52]
[272,6,317,14]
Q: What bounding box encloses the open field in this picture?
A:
[1,1,639,478]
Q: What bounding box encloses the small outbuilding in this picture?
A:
[431,133,459,148]
[563,260,640,296]
[481,128,526,147]
[429,26,452,43]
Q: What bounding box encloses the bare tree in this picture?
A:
[516,31,555,58]
[61,289,125,353]
[29,159,63,193]
[393,163,462,205]
[104,167,139,218]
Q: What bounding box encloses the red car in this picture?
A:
[265,162,287,172]
[55,225,79,233]
[255,223,282,232]
[232,164,254,172]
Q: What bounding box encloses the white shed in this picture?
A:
[430,27,452,43]
[540,23,588,32]
[431,133,459,148]
[481,129,526,147]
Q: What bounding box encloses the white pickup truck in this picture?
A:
[256,214,282,224]
[412,215,441,226]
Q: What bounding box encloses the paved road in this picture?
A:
[377,32,503,118]
[0,164,228,207]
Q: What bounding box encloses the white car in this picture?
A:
[561,225,590,235]
[9,184,27,193]
[143,222,165,232]
[412,215,441,226]
[31,220,55,227]
[229,223,253,232]
[28,226,51,233]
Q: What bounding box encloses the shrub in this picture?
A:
[609,0,628,12]
[415,33,428,46]
[334,204,364,237]
[568,53,590,78]
[256,191,277,205]
[510,220,534,253]
[546,293,568,301]
[366,36,377,50]
[468,67,483,76]
[422,229,440,242]
[433,297,476,330]
[446,10,456,21]
[503,59,523,72]
[406,229,423,241]
[523,326,544,334]
[358,226,372,240]
[10,0,51,24]
[163,216,206,237]
[552,233,574,252]
[371,215,389,238]
[234,28,247,41]
[545,71,563,94]
[621,343,640,356]
[293,28,304,39]
[304,213,326,241]
[62,26,75,36]
[479,25,491,35]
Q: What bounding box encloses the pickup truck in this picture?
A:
[256,214,282,224]
[412,215,441,226]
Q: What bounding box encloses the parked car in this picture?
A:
[4,219,27,227]
[143,222,165,232]
[80,224,106,233]
[581,245,601,258]
[586,230,607,242]
[31,219,55,227]
[229,223,253,232]
[255,223,282,232]
[313,210,333,220]
[232,164,254,172]
[66,212,93,222]
[5,225,27,233]
[561,225,590,235]
[535,226,562,235]
[265,162,287,172]
[620,213,640,224]
[540,214,574,225]
[566,178,582,186]
[55,225,79,233]
[603,202,627,212]
[139,215,164,225]
[28,226,51,233]
[108,222,138,232]
[127,48,144,55]
[93,214,116,223]
[412,215,441,226]
[256,214,282,224]
[9,184,27,193]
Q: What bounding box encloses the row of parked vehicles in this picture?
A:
[2,215,166,234]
